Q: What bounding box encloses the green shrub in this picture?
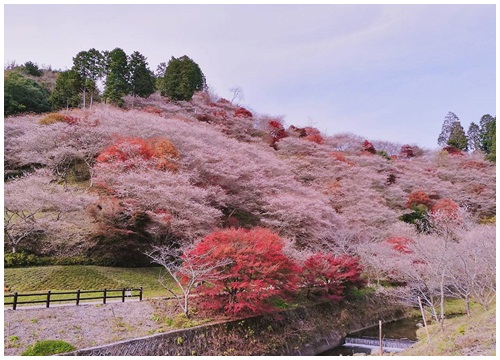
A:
[4,253,111,268]
[4,252,40,268]
[22,340,75,356]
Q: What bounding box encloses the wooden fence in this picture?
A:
[4,287,143,310]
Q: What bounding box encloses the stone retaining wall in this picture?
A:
[64,297,407,356]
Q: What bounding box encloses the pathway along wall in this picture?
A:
[63,295,407,356]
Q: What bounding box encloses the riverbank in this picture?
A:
[399,305,496,356]
[4,293,408,356]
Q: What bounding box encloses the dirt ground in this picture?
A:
[4,299,170,356]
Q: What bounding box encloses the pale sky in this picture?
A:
[4,4,496,149]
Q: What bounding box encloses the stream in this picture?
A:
[318,317,421,356]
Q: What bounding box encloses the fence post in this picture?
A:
[103,288,107,304]
[13,292,18,310]
[139,287,143,301]
[46,290,51,308]
[76,289,81,306]
[122,288,125,303]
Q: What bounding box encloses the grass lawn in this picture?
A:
[4,265,177,306]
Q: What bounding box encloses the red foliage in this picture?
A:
[212,110,228,119]
[329,152,355,166]
[289,125,324,144]
[462,161,489,170]
[234,107,253,118]
[400,145,415,158]
[152,209,172,222]
[386,237,413,254]
[96,137,179,171]
[362,140,376,154]
[406,190,433,209]
[302,253,365,300]
[185,227,300,316]
[142,106,163,115]
[443,146,464,156]
[217,98,231,105]
[267,119,288,146]
[431,198,459,219]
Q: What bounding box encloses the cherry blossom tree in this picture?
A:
[145,243,233,318]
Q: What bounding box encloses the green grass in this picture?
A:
[22,339,75,356]
[401,304,496,356]
[4,265,179,306]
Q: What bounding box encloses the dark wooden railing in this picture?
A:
[4,287,143,310]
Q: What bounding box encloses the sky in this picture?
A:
[3,3,496,149]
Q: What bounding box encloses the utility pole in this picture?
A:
[379,320,383,356]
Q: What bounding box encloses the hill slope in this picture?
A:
[4,92,496,266]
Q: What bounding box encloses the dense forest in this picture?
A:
[4,50,496,322]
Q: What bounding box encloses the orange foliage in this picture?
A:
[38,112,79,125]
[97,137,180,171]
[431,198,458,218]
[407,190,433,209]
[443,146,464,156]
[329,152,354,166]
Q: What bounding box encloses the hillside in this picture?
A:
[4,92,495,266]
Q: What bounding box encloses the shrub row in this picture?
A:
[4,252,114,268]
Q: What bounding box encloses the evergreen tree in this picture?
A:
[479,114,496,154]
[22,61,43,77]
[448,122,468,151]
[160,55,207,101]
[4,72,51,116]
[437,111,461,147]
[486,132,495,162]
[72,48,104,109]
[50,70,83,110]
[128,51,156,105]
[103,48,129,107]
[467,122,482,152]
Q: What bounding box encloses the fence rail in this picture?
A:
[4,287,143,310]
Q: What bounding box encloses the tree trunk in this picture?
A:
[82,87,86,109]
[184,295,190,319]
[439,271,446,331]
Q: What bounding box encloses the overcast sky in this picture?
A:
[4,4,496,149]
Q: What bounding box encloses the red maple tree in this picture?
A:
[386,236,414,254]
[185,227,301,316]
[302,253,365,300]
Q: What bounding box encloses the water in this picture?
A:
[318,317,421,356]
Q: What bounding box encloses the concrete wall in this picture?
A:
[64,297,407,356]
